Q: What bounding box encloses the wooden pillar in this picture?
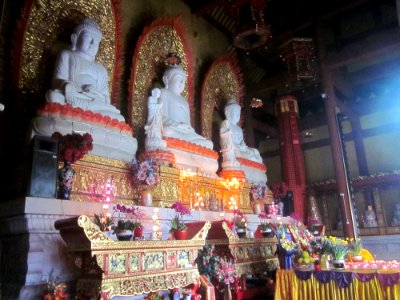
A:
[317,22,356,238]
[276,95,306,220]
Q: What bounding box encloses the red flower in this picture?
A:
[51,132,94,164]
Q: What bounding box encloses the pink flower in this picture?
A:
[132,158,159,187]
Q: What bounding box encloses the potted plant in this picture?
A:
[112,219,135,241]
[258,212,274,237]
[132,158,159,206]
[326,236,348,269]
[132,206,145,239]
[112,204,146,241]
[170,201,191,240]
[93,213,115,232]
[232,209,247,238]
[347,237,363,262]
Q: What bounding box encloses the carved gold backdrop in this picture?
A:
[200,55,244,139]
[13,0,122,105]
[128,17,195,135]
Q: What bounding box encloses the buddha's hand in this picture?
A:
[64,82,82,104]
[82,84,94,93]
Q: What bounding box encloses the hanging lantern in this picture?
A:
[279,38,317,80]
[232,1,272,51]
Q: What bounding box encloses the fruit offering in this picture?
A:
[297,251,315,264]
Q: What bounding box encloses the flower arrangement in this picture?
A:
[43,270,69,300]
[195,243,221,280]
[326,236,348,260]
[232,209,247,231]
[195,243,237,286]
[347,237,362,256]
[217,258,237,285]
[170,201,191,232]
[93,213,115,231]
[132,158,159,187]
[308,236,331,256]
[258,212,271,231]
[51,131,93,163]
[113,204,145,231]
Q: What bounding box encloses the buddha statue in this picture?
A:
[364,204,378,228]
[220,99,262,164]
[391,203,400,226]
[46,18,124,121]
[148,64,213,149]
[145,88,166,150]
[32,17,137,162]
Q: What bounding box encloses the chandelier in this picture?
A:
[279,38,317,80]
[232,0,271,51]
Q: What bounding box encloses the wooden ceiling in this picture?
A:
[183,0,400,142]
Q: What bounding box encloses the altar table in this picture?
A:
[275,269,400,300]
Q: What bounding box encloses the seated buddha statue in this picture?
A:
[32,17,137,162]
[220,99,262,164]
[364,204,378,228]
[148,64,213,149]
[391,203,400,226]
[46,18,124,122]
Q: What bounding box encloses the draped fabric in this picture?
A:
[275,269,400,300]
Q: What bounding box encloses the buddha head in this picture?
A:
[224,99,241,124]
[162,65,187,95]
[71,18,103,60]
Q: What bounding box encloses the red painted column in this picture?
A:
[276,95,306,220]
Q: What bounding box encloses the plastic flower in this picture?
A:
[170,201,191,232]
[232,209,247,230]
[347,237,362,255]
[258,213,271,231]
[113,204,145,229]
[218,258,237,284]
[132,158,159,187]
[51,132,93,163]
[326,236,348,260]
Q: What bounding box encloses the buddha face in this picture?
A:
[166,73,186,95]
[226,105,241,124]
[76,30,100,59]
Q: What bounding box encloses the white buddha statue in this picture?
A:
[220,99,262,163]
[145,88,166,150]
[46,18,124,122]
[32,17,137,162]
[149,64,213,149]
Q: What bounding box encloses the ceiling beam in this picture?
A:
[324,27,400,69]
[184,0,224,15]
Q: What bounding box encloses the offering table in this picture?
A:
[55,215,211,299]
[275,269,400,300]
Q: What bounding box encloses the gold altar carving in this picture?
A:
[129,17,194,134]
[17,0,117,96]
[70,154,136,203]
[55,215,211,299]
[69,155,252,212]
[201,56,244,139]
[209,221,279,277]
